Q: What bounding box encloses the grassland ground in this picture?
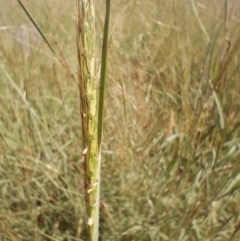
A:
[1,0,240,240]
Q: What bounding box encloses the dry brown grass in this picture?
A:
[1,0,240,240]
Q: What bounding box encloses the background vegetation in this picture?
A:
[1,0,240,240]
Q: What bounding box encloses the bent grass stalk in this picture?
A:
[76,0,111,240]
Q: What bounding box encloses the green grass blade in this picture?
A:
[17,0,56,56]
[97,0,111,148]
